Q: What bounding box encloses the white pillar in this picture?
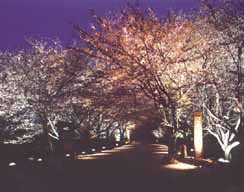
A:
[126,129,131,143]
[194,112,203,159]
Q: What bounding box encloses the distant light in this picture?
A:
[91,148,96,152]
[218,158,230,163]
[37,158,43,162]
[66,153,71,157]
[190,148,194,152]
[9,162,16,167]
[115,143,119,147]
[82,151,86,154]
[177,152,182,155]
[63,127,70,131]
[28,157,35,161]
[102,146,106,150]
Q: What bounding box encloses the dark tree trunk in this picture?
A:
[106,128,110,142]
[167,105,178,161]
[41,114,53,155]
[167,129,177,162]
[120,129,125,142]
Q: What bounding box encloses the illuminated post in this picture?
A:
[126,121,135,143]
[126,129,131,143]
[183,144,188,158]
[194,112,203,159]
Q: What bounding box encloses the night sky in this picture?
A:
[0,0,197,51]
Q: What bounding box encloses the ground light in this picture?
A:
[218,158,230,163]
[9,162,16,167]
[77,156,98,160]
[101,149,121,153]
[28,157,35,161]
[89,153,111,157]
[186,156,194,159]
[164,161,199,170]
[152,151,168,155]
[37,158,43,162]
[65,153,71,158]
[185,156,215,164]
[77,144,137,160]
[76,152,112,160]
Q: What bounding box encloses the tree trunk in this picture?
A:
[41,114,53,155]
[120,129,125,142]
[42,127,53,154]
[167,105,178,161]
[106,128,110,142]
[167,128,177,162]
[171,105,178,132]
[224,141,240,160]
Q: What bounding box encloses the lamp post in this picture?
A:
[194,112,203,159]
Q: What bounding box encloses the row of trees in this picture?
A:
[0,39,135,153]
[200,0,244,160]
[73,0,244,160]
[0,1,243,161]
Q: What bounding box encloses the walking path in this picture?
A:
[2,143,238,192]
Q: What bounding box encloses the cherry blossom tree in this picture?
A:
[0,39,93,152]
[73,5,212,159]
[197,0,244,160]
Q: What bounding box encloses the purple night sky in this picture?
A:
[0,0,197,51]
